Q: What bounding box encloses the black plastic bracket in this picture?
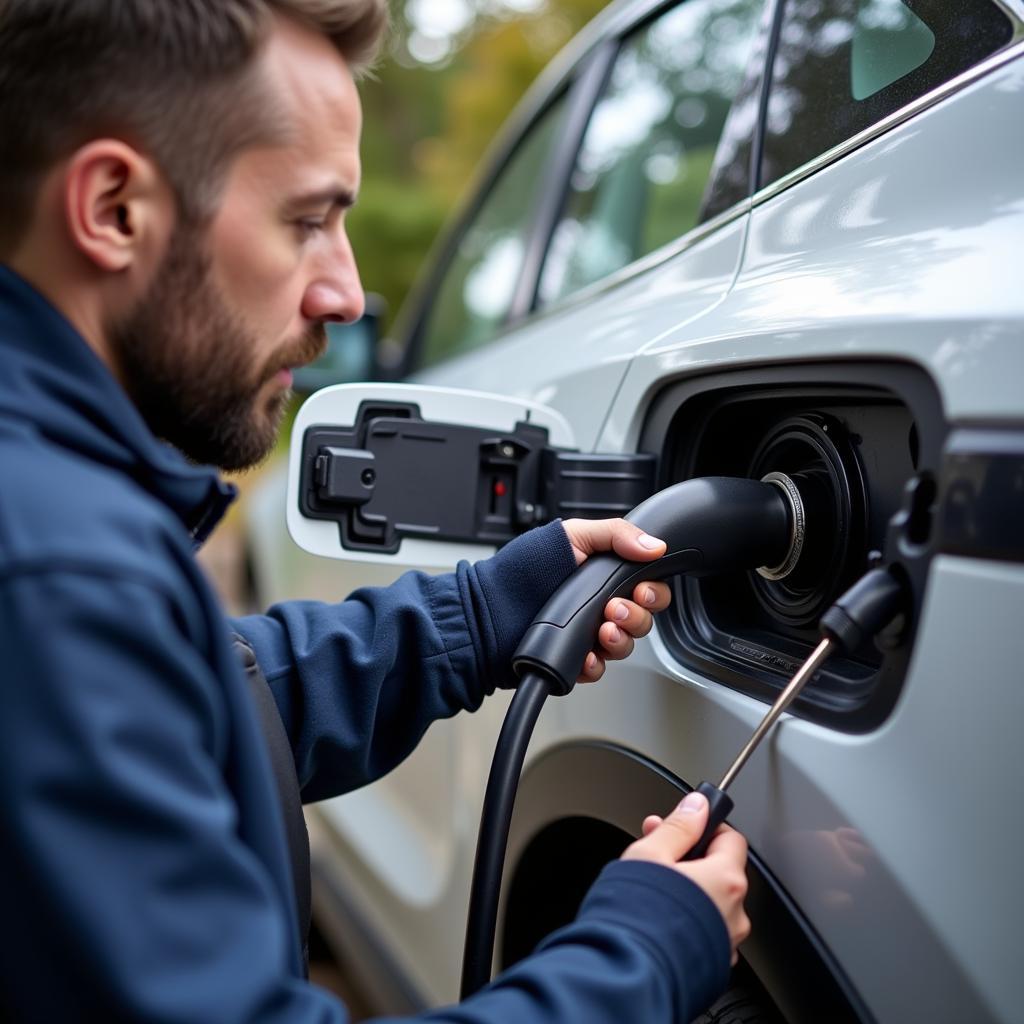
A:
[299,401,656,553]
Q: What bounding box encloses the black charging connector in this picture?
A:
[819,566,906,656]
[461,476,797,998]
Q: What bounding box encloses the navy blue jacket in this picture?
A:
[0,265,729,1022]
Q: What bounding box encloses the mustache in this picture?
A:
[262,323,328,384]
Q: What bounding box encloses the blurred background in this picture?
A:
[199,0,610,614]
[349,0,606,338]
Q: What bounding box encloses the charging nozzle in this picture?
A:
[462,476,801,998]
[513,477,801,696]
[463,474,815,997]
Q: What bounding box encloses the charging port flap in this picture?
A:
[288,384,656,566]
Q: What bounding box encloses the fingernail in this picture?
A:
[613,603,629,621]
[585,653,596,671]
[637,533,664,550]
[643,587,656,605]
[607,625,622,643]
[678,792,707,814]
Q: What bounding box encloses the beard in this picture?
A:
[111,223,326,471]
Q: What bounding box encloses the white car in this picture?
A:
[246,0,1024,1020]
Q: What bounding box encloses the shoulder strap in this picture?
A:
[232,633,311,974]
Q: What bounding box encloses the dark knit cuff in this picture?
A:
[467,520,577,689]
[576,859,732,1018]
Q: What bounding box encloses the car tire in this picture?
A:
[694,981,782,1024]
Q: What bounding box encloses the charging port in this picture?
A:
[748,414,867,626]
[641,361,945,731]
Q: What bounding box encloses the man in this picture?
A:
[0,2,750,1021]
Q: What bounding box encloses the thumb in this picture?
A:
[638,791,709,862]
[609,520,667,562]
[563,518,666,565]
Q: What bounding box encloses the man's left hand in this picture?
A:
[562,519,673,683]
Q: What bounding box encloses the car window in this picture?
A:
[418,96,568,369]
[760,0,1014,187]
[537,0,763,307]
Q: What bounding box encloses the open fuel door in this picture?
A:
[287,383,656,568]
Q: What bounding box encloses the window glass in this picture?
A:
[538,0,762,306]
[761,0,1013,187]
[419,97,566,369]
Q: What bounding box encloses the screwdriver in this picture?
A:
[683,566,906,860]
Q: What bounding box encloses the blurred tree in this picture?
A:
[348,0,609,335]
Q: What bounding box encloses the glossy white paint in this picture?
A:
[413,217,748,452]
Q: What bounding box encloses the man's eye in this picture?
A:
[296,219,326,239]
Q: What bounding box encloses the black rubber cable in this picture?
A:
[460,671,550,999]
[458,477,802,998]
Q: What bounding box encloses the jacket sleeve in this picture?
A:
[231,521,578,802]
[391,861,732,1024]
[0,566,731,1023]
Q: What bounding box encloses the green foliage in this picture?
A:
[346,177,449,329]
[352,1,609,332]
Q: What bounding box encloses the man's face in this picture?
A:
[114,18,364,470]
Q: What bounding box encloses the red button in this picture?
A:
[493,480,507,497]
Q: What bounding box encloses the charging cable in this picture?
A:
[461,476,800,997]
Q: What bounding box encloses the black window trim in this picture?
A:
[509,38,618,321]
[393,21,631,379]
[391,80,579,380]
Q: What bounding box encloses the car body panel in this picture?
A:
[601,51,1024,455]
[412,215,749,452]
[544,554,1021,1024]
[580,49,1024,1024]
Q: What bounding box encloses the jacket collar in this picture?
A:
[0,264,236,544]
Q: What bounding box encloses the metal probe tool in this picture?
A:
[720,637,833,791]
[682,638,834,860]
[683,566,906,860]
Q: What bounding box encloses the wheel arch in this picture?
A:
[501,740,874,1024]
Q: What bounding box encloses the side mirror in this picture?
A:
[293,293,386,393]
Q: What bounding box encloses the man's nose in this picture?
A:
[301,244,365,324]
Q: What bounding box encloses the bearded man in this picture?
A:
[0,2,749,1021]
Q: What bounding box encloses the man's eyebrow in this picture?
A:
[285,186,358,212]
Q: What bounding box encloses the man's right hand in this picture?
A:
[620,792,751,964]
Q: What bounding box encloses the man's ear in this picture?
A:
[63,140,173,273]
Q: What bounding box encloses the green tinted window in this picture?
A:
[850,3,936,100]
[761,0,1014,187]
[419,98,566,368]
[538,0,762,306]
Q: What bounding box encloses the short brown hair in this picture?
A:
[0,0,389,252]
